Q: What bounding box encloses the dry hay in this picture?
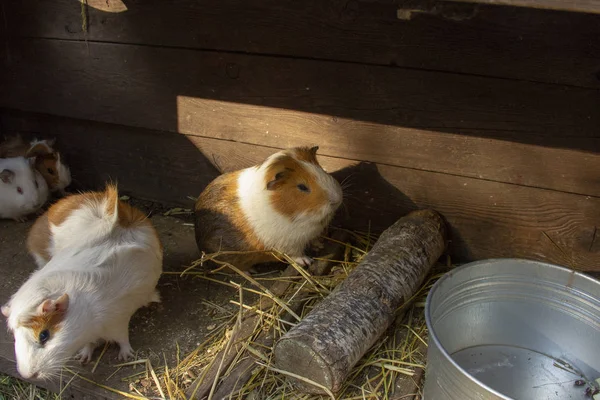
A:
[83,231,448,400]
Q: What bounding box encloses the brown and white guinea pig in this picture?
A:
[194,146,342,271]
[1,184,163,380]
[0,135,72,194]
[0,157,49,221]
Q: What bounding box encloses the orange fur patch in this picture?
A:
[27,212,52,264]
[292,147,319,165]
[48,185,149,229]
[21,310,65,340]
[264,155,327,217]
[195,171,266,251]
[35,154,60,189]
[47,191,92,226]
[26,143,53,158]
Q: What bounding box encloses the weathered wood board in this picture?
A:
[1,39,598,197]
[2,110,599,271]
[4,0,600,88]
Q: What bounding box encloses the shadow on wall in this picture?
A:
[2,0,600,152]
[0,113,222,208]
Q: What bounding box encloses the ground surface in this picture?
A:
[0,203,239,399]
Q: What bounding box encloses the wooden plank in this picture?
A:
[2,110,599,271]
[0,110,222,206]
[1,39,599,196]
[4,0,600,88]
[446,0,600,14]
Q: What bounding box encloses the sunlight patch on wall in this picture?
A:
[79,0,127,13]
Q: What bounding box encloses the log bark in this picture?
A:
[273,209,446,394]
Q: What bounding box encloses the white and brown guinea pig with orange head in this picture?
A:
[2,185,162,380]
[0,135,72,194]
[194,146,342,271]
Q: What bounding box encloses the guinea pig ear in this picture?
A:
[38,294,70,315]
[0,169,15,184]
[309,146,319,157]
[266,171,288,191]
[1,304,10,318]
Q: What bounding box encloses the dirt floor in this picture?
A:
[0,201,243,399]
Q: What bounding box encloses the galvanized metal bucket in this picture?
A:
[423,259,600,399]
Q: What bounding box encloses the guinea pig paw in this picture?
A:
[293,256,313,268]
[76,345,95,364]
[310,238,326,250]
[118,344,134,361]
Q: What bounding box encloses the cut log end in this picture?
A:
[274,339,334,392]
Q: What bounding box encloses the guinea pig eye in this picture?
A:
[39,329,50,345]
[47,168,55,175]
[17,187,23,195]
[35,180,39,189]
[297,184,310,193]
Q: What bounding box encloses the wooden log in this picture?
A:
[273,210,446,394]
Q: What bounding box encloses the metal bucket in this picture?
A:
[423,259,600,399]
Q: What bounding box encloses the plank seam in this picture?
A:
[9,36,600,92]
[3,108,596,200]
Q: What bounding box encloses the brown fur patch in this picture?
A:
[47,191,94,227]
[292,147,320,165]
[104,184,150,228]
[21,309,65,340]
[27,212,52,264]
[264,155,327,217]
[194,171,276,270]
[195,171,263,250]
[48,185,150,229]
[26,143,53,158]
[35,154,60,189]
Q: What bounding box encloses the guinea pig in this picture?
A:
[0,135,72,194]
[194,146,342,271]
[0,157,49,221]
[1,184,163,380]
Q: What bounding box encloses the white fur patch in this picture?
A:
[237,155,342,257]
[56,162,72,191]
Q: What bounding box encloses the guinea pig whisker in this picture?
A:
[339,173,353,185]
[339,173,356,187]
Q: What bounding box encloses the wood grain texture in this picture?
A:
[1,40,599,196]
[446,0,600,14]
[5,0,600,88]
[2,110,599,271]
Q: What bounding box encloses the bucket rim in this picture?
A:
[423,257,600,399]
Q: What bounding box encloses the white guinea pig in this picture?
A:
[194,146,343,271]
[0,157,49,221]
[1,184,163,380]
[0,135,72,194]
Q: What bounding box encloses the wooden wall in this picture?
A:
[1,0,599,270]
